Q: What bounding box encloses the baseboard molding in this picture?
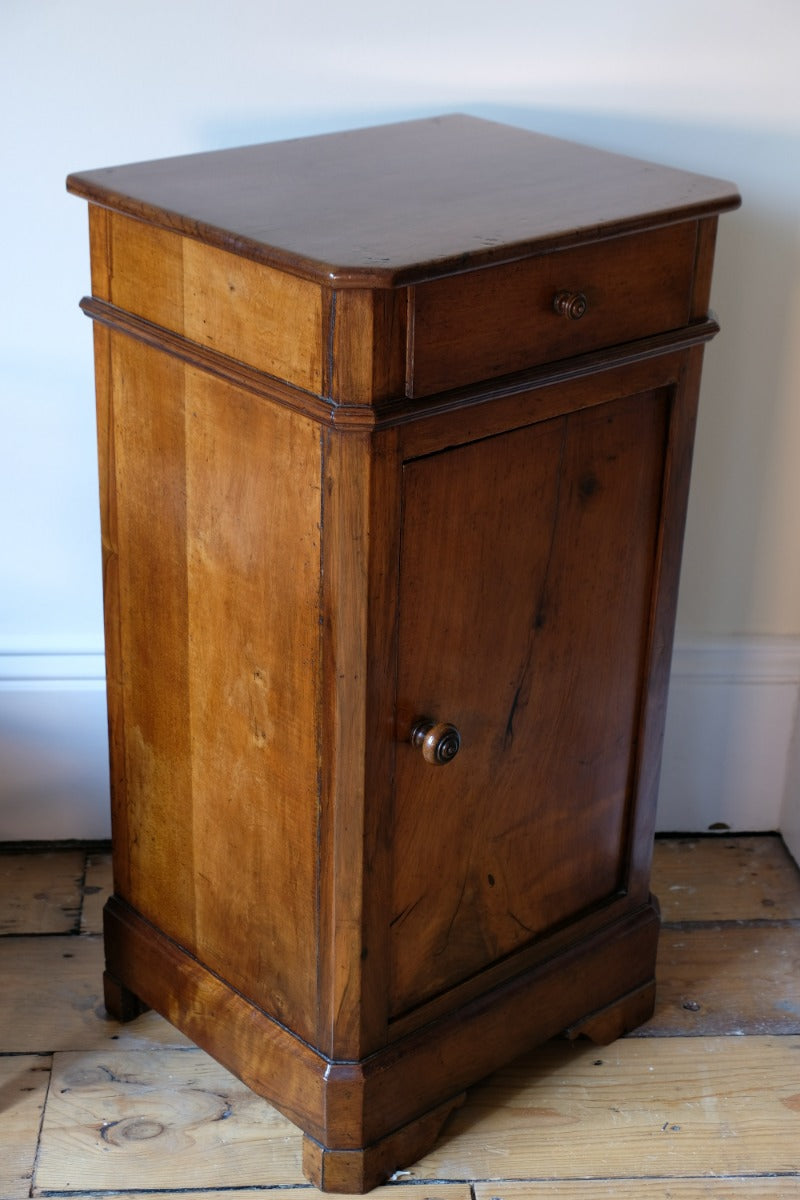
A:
[0,650,110,840]
[658,635,800,837]
[2,638,799,843]
[777,684,800,868]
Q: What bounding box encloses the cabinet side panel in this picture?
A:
[182,239,323,394]
[101,212,323,394]
[88,205,112,300]
[104,332,322,1041]
[92,322,130,899]
[107,333,195,942]
[184,368,322,1039]
[105,210,185,326]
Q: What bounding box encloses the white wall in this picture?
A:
[2,0,799,842]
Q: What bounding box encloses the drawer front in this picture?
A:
[408,222,698,397]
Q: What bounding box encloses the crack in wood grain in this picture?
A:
[503,418,568,752]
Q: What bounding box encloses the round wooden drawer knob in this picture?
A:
[553,290,588,320]
[410,719,462,765]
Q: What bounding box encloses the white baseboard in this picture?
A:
[777,686,800,867]
[658,635,800,836]
[2,637,799,844]
[0,651,110,841]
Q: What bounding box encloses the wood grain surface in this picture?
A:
[652,835,800,921]
[68,116,739,286]
[90,208,324,392]
[391,391,667,1014]
[644,925,800,1035]
[0,1055,51,1200]
[409,222,697,395]
[98,328,323,1040]
[415,1036,800,1180]
[475,1182,800,1199]
[36,1049,303,1192]
[0,849,84,934]
[0,933,190,1053]
[2,838,799,1197]
[80,852,112,935]
[67,115,742,1191]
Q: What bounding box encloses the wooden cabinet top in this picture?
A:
[67,114,740,288]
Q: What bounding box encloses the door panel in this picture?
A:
[390,388,669,1017]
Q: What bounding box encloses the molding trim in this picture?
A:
[669,635,800,685]
[0,649,110,841]
[0,650,105,691]
[658,634,800,835]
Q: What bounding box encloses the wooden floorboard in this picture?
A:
[79,852,112,936]
[36,1191,469,1200]
[0,935,191,1054]
[0,835,798,1198]
[639,924,800,1035]
[474,1181,800,1198]
[0,850,85,934]
[651,835,800,921]
[0,1055,51,1200]
[414,1035,800,1180]
[36,1048,305,1193]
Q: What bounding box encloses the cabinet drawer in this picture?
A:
[407,222,698,397]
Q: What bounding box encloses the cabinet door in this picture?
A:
[390,388,669,1018]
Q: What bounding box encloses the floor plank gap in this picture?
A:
[661,918,800,930]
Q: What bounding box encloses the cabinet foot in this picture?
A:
[103,969,150,1022]
[302,1093,466,1193]
[564,979,656,1045]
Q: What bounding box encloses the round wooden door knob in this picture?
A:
[553,290,588,320]
[410,719,462,765]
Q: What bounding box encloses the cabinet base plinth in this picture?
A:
[564,978,656,1045]
[102,893,660,1191]
[302,1094,466,1193]
[103,969,149,1023]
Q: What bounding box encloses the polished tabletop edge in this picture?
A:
[67,114,741,288]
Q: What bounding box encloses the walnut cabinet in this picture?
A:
[68,115,739,1191]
